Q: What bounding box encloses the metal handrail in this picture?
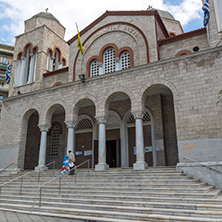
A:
[0,161,56,197]
[0,162,15,174]
[31,159,90,209]
[179,155,222,174]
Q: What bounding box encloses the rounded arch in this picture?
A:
[72,94,98,123]
[23,42,33,57]
[136,80,178,111]
[75,114,95,131]
[117,46,134,67]
[33,46,39,53]
[102,88,134,118]
[53,82,62,87]
[41,100,68,126]
[17,52,22,60]
[169,32,176,37]
[175,50,192,57]
[53,46,62,61]
[73,21,150,81]
[47,48,53,54]
[98,43,118,63]
[62,57,67,66]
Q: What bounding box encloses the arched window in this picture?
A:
[90,60,99,77]
[104,48,116,74]
[120,51,130,70]
[50,125,60,156]
[17,44,37,86]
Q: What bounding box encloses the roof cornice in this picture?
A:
[67,10,168,45]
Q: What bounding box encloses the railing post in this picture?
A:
[20,177,23,193]
[0,186,1,197]
[88,160,89,176]
[39,187,42,207]
[59,177,61,194]
[53,161,55,175]
[38,169,40,182]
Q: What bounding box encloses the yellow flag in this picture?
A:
[76,24,83,55]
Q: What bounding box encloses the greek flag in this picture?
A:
[203,0,210,27]
[5,62,11,84]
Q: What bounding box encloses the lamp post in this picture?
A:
[79,74,85,83]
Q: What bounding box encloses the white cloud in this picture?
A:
[0,0,203,44]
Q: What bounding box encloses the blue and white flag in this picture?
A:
[5,62,11,84]
[203,0,210,27]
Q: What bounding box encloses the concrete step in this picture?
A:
[2,196,222,212]
[0,184,215,194]
[1,202,222,221]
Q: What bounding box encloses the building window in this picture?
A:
[17,44,37,86]
[76,118,93,130]
[1,57,8,63]
[90,60,99,77]
[50,125,60,156]
[104,48,116,74]
[120,51,130,70]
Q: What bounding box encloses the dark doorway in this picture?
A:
[106,140,116,168]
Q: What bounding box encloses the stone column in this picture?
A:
[132,111,148,170]
[65,121,76,154]
[95,117,109,171]
[35,125,50,172]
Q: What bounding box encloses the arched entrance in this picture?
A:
[22,110,40,170]
[46,105,66,169]
[142,84,178,166]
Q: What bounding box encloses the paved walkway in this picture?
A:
[0,210,86,222]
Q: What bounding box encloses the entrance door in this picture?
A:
[106,140,116,168]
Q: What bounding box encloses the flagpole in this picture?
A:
[76,22,86,76]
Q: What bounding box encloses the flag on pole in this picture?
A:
[5,62,11,84]
[76,23,83,55]
[203,0,210,27]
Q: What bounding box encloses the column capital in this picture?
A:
[96,116,107,124]
[115,57,120,63]
[64,121,76,128]
[21,56,26,60]
[98,62,103,67]
[29,53,34,57]
[131,111,144,120]
[38,124,51,132]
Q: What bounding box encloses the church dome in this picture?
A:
[31,12,60,22]
[156,9,175,20]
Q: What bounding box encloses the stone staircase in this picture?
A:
[0,167,222,222]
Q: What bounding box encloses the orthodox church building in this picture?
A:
[0,0,222,185]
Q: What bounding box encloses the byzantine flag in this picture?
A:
[76,23,83,55]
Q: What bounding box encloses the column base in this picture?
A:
[35,165,48,172]
[95,163,109,171]
[133,161,148,170]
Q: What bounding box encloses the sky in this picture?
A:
[0,0,204,46]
